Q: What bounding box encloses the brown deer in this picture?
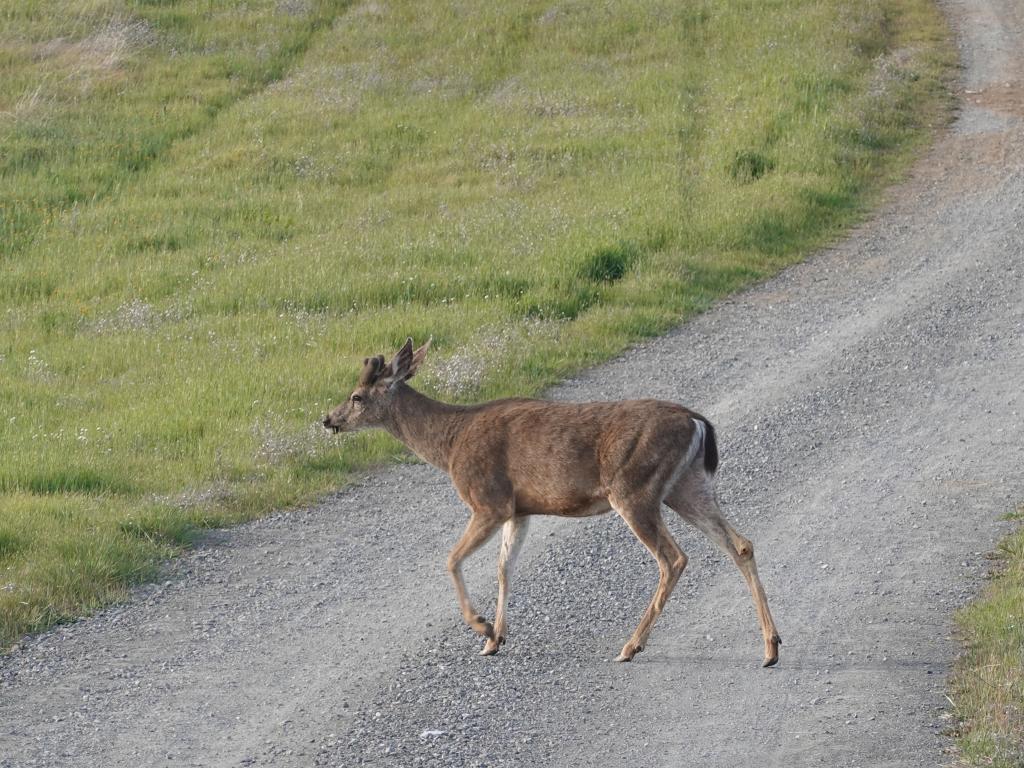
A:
[323,338,781,665]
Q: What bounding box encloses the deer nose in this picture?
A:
[322,416,332,428]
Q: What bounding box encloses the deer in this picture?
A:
[323,338,781,666]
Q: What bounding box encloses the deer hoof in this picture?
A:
[615,644,642,662]
[479,635,504,656]
[762,635,781,667]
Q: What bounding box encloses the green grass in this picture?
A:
[0,0,953,648]
[950,507,1024,767]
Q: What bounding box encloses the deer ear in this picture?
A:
[380,338,415,388]
[380,338,431,387]
[408,338,431,377]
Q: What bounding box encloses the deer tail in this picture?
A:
[691,414,719,475]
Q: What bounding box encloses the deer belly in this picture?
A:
[515,492,611,518]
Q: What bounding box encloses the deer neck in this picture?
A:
[383,384,468,471]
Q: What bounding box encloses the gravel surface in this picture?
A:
[3,1,1023,766]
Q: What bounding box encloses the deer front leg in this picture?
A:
[481,516,530,656]
[447,514,503,645]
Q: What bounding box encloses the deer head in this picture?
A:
[322,338,431,433]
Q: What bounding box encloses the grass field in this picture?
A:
[950,507,1024,767]
[0,0,953,648]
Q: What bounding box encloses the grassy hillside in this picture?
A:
[0,0,952,647]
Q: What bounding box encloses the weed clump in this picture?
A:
[576,242,641,283]
[728,151,774,183]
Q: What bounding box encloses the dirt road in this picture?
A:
[2,1,1022,765]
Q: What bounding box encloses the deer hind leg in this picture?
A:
[447,514,504,644]
[665,468,781,667]
[481,516,530,656]
[611,497,688,662]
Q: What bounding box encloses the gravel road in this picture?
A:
[2,1,1023,766]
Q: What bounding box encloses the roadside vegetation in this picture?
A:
[950,507,1024,767]
[0,0,953,647]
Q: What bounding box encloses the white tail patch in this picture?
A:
[688,417,706,472]
[661,418,707,503]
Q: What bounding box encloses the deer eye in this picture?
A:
[351,394,363,403]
